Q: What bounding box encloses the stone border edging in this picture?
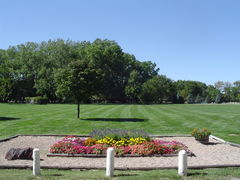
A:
[0,135,19,143]
[16,134,90,137]
[0,134,191,143]
[150,134,192,137]
[46,152,194,158]
[226,142,240,148]
[210,135,240,148]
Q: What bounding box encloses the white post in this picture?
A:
[178,150,187,176]
[33,148,40,176]
[106,147,115,177]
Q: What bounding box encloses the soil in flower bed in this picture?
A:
[48,136,192,157]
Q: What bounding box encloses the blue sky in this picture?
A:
[1,0,240,85]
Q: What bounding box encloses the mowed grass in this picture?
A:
[0,103,239,143]
[0,168,240,180]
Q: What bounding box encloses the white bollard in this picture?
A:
[178,150,187,176]
[33,148,40,176]
[106,147,115,177]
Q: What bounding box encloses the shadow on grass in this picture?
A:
[0,117,21,121]
[81,118,147,122]
[48,174,64,177]
[187,172,208,176]
[114,173,138,177]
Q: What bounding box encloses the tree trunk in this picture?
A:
[77,101,80,119]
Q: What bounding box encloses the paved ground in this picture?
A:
[0,136,240,169]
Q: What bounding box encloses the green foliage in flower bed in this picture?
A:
[49,135,190,156]
[89,128,150,141]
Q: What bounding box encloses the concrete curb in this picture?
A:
[16,134,90,137]
[210,135,240,148]
[226,142,240,148]
[0,135,19,143]
[46,152,194,158]
[0,134,192,140]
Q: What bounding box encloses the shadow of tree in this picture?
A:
[187,172,208,176]
[81,118,147,122]
[0,117,21,121]
[114,173,138,177]
[48,174,64,177]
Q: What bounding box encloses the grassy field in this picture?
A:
[0,168,240,180]
[0,103,240,143]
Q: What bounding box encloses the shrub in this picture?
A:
[25,96,48,104]
[25,97,34,104]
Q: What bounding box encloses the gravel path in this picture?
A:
[0,136,239,169]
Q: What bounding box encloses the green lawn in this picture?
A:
[0,103,240,143]
[0,168,240,180]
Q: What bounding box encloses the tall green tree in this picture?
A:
[214,81,225,93]
[233,81,240,88]
[125,70,142,103]
[55,60,102,118]
[0,63,14,102]
[84,39,125,102]
[206,85,220,103]
[176,80,207,103]
[139,75,174,104]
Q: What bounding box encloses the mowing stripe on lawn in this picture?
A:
[0,103,239,143]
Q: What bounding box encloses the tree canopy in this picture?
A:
[0,38,239,106]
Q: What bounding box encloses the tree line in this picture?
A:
[0,39,240,106]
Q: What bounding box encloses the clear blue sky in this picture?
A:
[1,0,240,85]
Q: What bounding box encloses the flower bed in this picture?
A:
[49,136,191,157]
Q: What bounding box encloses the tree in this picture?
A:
[233,81,240,88]
[175,80,207,102]
[215,94,222,103]
[139,75,174,104]
[125,70,142,103]
[175,93,185,104]
[186,94,195,104]
[205,96,210,103]
[206,85,220,103]
[86,39,126,102]
[233,81,240,102]
[230,87,240,102]
[195,94,203,104]
[0,68,14,102]
[0,38,162,104]
[214,81,225,93]
[0,58,14,102]
[34,67,57,102]
[34,40,79,102]
[55,60,102,118]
